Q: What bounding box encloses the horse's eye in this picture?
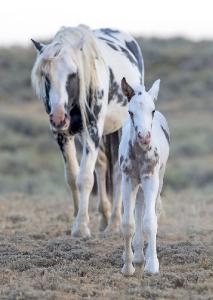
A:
[152,110,155,118]
[128,111,133,117]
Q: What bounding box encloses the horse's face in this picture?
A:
[46,53,78,131]
[121,78,160,148]
[32,40,79,132]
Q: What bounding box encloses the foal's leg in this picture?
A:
[55,134,79,217]
[121,175,138,276]
[142,172,159,274]
[132,187,145,264]
[95,148,111,231]
[156,165,165,217]
[105,161,122,234]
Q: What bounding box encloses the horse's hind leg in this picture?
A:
[104,161,122,234]
[95,148,111,231]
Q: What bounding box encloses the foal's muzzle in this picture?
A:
[137,131,151,145]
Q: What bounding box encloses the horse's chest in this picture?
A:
[104,101,128,135]
[120,144,159,180]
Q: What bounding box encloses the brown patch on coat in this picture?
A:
[121,140,159,181]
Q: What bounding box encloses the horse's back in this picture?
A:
[94,28,143,85]
[93,28,143,135]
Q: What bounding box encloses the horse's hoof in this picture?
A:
[99,215,109,232]
[104,222,121,237]
[121,263,135,276]
[144,258,159,274]
[71,222,91,238]
[133,252,145,265]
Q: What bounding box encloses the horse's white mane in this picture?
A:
[31,24,105,128]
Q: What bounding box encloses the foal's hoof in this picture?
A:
[144,258,159,274]
[71,222,91,238]
[121,263,135,276]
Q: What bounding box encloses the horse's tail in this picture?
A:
[103,130,121,200]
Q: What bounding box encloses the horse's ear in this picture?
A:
[121,77,135,101]
[31,39,44,53]
[148,79,160,101]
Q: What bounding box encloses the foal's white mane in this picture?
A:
[31,25,105,127]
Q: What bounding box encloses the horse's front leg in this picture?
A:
[55,133,80,217]
[141,170,159,274]
[71,134,100,238]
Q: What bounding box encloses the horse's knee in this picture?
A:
[77,172,94,191]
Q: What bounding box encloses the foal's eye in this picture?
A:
[152,110,155,118]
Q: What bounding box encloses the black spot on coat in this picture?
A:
[86,109,99,148]
[66,73,80,106]
[125,41,143,74]
[69,105,83,135]
[44,75,51,114]
[120,155,124,166]
[56,133,68,161]
[100,28,120,40]
[108,68,127,105]
[161,126,170,145]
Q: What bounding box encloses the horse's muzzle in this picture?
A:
[49,113,70,130]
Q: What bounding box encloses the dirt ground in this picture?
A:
[0,190,212,300]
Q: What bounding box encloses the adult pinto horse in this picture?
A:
[31,25,144,238]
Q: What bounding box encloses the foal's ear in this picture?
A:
[121,77,135,101]
[31,39,45,54]
[148,79,160,101]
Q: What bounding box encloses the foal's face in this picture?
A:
[121,78,160,147]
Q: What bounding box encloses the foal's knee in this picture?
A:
[122,221,135,238]
[143,214,157,237]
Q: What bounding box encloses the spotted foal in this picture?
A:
[119,77,170,276]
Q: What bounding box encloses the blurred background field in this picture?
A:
[0,37,213,196]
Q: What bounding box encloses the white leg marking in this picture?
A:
[142,173,159,274]
[71,144,98,238]
[132,187,145,265]
[63,138,80,217]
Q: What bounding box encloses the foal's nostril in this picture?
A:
[138,132,143,139]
